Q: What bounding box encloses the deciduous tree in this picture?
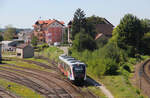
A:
[4,26,16,40]
[31,35,38,47]
[111,14,143,57]
[141,32,150,54]
[72,31,97,52]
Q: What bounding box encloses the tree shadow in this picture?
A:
[84,75,101,87]
[75,75,101,87]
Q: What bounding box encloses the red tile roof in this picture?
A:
[38,20,44,24]
[35,19,64,25]
[96,24,113,35]
[60,21,65,25]
[95,33,103,40]
[95,24,114,40]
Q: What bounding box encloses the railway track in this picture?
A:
[33,56,97,98]
[0,58,97,98]
[0,65,77,98]
[138,59,150,96]
[140,59,150,83]
[21,57,97,98]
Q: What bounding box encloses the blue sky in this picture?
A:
[0,0,150,28]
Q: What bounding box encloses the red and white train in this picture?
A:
[58,55,86,82]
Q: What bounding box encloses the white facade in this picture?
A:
[1,40,24,52]
[49,22,64,28]
[18,30,32,43]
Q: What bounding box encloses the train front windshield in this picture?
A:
[73,64,85,73]
[73,64,85,80]
[74,67,83,73]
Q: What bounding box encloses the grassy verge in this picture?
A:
[100,75,146,98]
[25,57,50,65]
[2,59,50,71]
[85,55,150,98]
[2,52,16,56]
[87,70,146,98]
[0,78,43,98]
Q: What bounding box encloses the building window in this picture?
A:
[17,53,21,56]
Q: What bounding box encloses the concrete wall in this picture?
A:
[23,46,34,58]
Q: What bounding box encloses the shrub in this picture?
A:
[123,65,131,72]
[136,89,140,95]
[104,58,118,75]
[100,42,123,63]
[72,32,97,52]
[91,59,106,77]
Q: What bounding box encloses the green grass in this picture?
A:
[2,60,48,71]
[25,57,50,65]
[100,75,146,98]
[2,52,16,56]
[87,70,147,98]
[0,78,43,98]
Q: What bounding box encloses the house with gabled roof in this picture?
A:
[67,18,114,41]
[16,44,34,58]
